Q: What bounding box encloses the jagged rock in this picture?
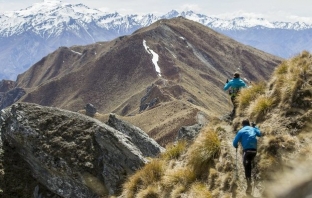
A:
[0,103,163,197]
[139,84,159,112]
[0,87,25,110]
[0,80,15,92]
[85,103,97,117]
[107,114,165,157]
[176,124,203,141]
[148,97,159,108]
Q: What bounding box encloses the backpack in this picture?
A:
[228,87,240,97]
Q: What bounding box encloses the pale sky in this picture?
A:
[0,0,312,23]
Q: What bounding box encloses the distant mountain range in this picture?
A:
[0,0,311,80]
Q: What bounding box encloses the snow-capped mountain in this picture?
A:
[0,0,311,80]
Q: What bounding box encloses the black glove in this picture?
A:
[226,79,229,83]
[251,122,256,127]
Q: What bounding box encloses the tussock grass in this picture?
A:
[123,159,166,198]
[207,168,218,190]
[188,182,212,198]
[160,140,187,161]
[257,153,278,179]
[271,51,312,105]
[263,135,298,155]
[136,185,160,198]
[170,184,186,198]
[220,173,232,191]
[162,167,196,189]
[249,95,274,120]
[187,128,221,177]
[274,61,288,75]
[237,82,266,110]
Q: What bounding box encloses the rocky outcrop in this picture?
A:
[0,87,25,110]
[0,103,163,197]
[107,114,165,157]
[0,80,15,92]
[175,124,203,141]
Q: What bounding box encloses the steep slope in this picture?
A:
[13,17,282,145]
[234,51,312,197]
[117,52,312,198]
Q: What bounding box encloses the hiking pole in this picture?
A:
[235,147,239,180]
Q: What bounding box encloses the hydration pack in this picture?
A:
[229,87,240,97]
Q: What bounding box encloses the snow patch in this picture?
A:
[143,40,161,77]
[71,50,82,55]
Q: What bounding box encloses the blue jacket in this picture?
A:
[223,78,247,91]
[233,126,261,150]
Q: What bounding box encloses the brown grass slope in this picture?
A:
[118,51,312,198]
[14,17,282,145]
[235,51,312,197]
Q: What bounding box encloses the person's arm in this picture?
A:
[254,127,261,137]
[240,79,248,88]
[233,132,242,148]
[223,80,232,91]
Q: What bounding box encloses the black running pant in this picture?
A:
[230,95,238,114]
[243,149,257,179]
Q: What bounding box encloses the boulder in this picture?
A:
[176,124,203,141]
[85,103,97,117]
[107,114,165,157]
[0,103,163,197]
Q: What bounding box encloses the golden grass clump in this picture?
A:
[257,153,278,179]
[220,173,232,191]
[274,61,288,75]
[170,184,186,198]
[249,95,274,120]
[186,128,221,177]
[123,159,166,198]
[136,185,160,198]
[236,81,266,110]
[160,140,187,161]
[207,168,219,190]
[162,167,196,189]
[271,51,312,105]
[187,182,212,198]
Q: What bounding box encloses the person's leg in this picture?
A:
[243,150,257,194]
[230,96,236,116]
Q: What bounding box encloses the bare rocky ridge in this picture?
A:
[0,102,163,197]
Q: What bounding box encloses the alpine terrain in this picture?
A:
[0,0,311,80]
[6,16,282,145]
[0,4,311,197]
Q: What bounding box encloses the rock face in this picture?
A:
[0,80,15,92]
[107,114,165,157]
[176,124,203,141]
[0,87,26,110]
[0,80,25,110]
[0,103,163,197]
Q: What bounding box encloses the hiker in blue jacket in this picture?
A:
[233,119,261,195]
[224,72,247,116]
